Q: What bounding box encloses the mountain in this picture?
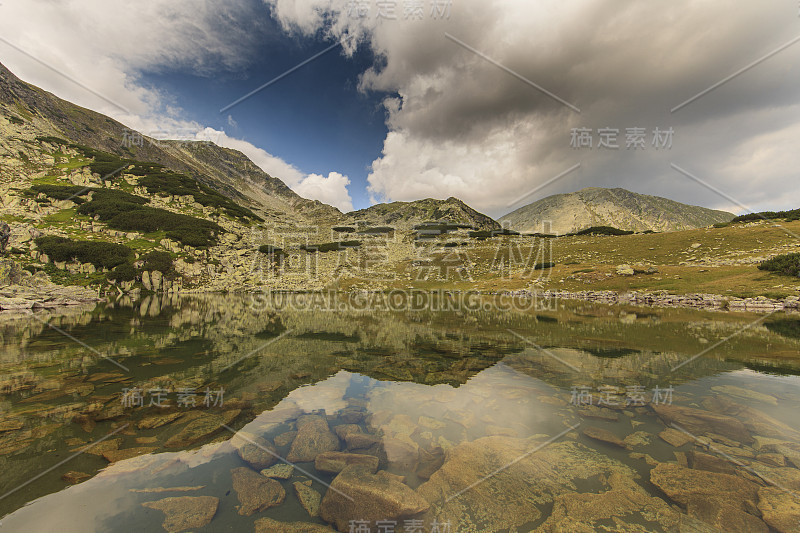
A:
[499,187,735,235]
[345,197,501,231]
[0,61,340,225]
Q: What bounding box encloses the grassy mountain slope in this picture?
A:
[500,187,735,235]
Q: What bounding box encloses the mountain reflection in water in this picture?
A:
[0,294,798,532]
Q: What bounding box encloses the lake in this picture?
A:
[0,293,798,532]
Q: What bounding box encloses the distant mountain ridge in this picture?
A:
[499,187,735,235]
[345,197,501,231]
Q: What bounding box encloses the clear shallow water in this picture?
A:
[0,294,798,532]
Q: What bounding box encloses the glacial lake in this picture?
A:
[0,294,798,532]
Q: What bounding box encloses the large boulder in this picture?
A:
[416,436,636,532]
[319,465,430,532]
[286,415,340,463]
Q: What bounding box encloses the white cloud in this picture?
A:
[265,0,800,216]
[294,171,354,212]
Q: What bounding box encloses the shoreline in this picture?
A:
[4,283,799,315]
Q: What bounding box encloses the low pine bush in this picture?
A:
[35,236,132,270]
[758,253,800,277]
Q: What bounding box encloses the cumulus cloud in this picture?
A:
[294,171,355,212]
[0,0,351,208]
[264,0,800,216]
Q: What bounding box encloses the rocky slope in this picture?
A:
[345,197,500,231]
[499,187,735,235]
[0,61,340,225]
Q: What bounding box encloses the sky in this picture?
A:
[0,0,799,217]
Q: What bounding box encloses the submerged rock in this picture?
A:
[287,415,339,463]
[319,465,429,531]
[261,463,295,479]
[649,462,767,532]
[231,432,279,470]
[231,466,286,516]
[137,412,184,430]
[164,410,240,448]
[758,486,800,533]
[314,451,379,474]
[577,405,619,422]
[652,404,752,443]
[274,430,298,447]
[61,471,91,484]
[416,436,636,532]
[254,517,335,533]
[102,446,157,463]
[536,472,714,532]
[702,396,800,442]
[582,426,628,448]
[141,495,218,533]
[658,427,693,447]
[293,480,321,517]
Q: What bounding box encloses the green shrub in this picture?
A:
[468,228,520,239]
[8,116,24,125]
[358,226,394,234]
[29,184,90,201]
[259,245,284,255]
[300,241,361,253]
[76,192,221,247]
[138,172,261,221]
[733,209,800,223]
[758,253,800,277]
[107,262,137,282]
[571,226,634,236]
[35,136,69,145]
[35,236,132,269]
[141,251,174,274]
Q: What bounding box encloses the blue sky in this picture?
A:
[140,20,390,210]
[2,0,800,217]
